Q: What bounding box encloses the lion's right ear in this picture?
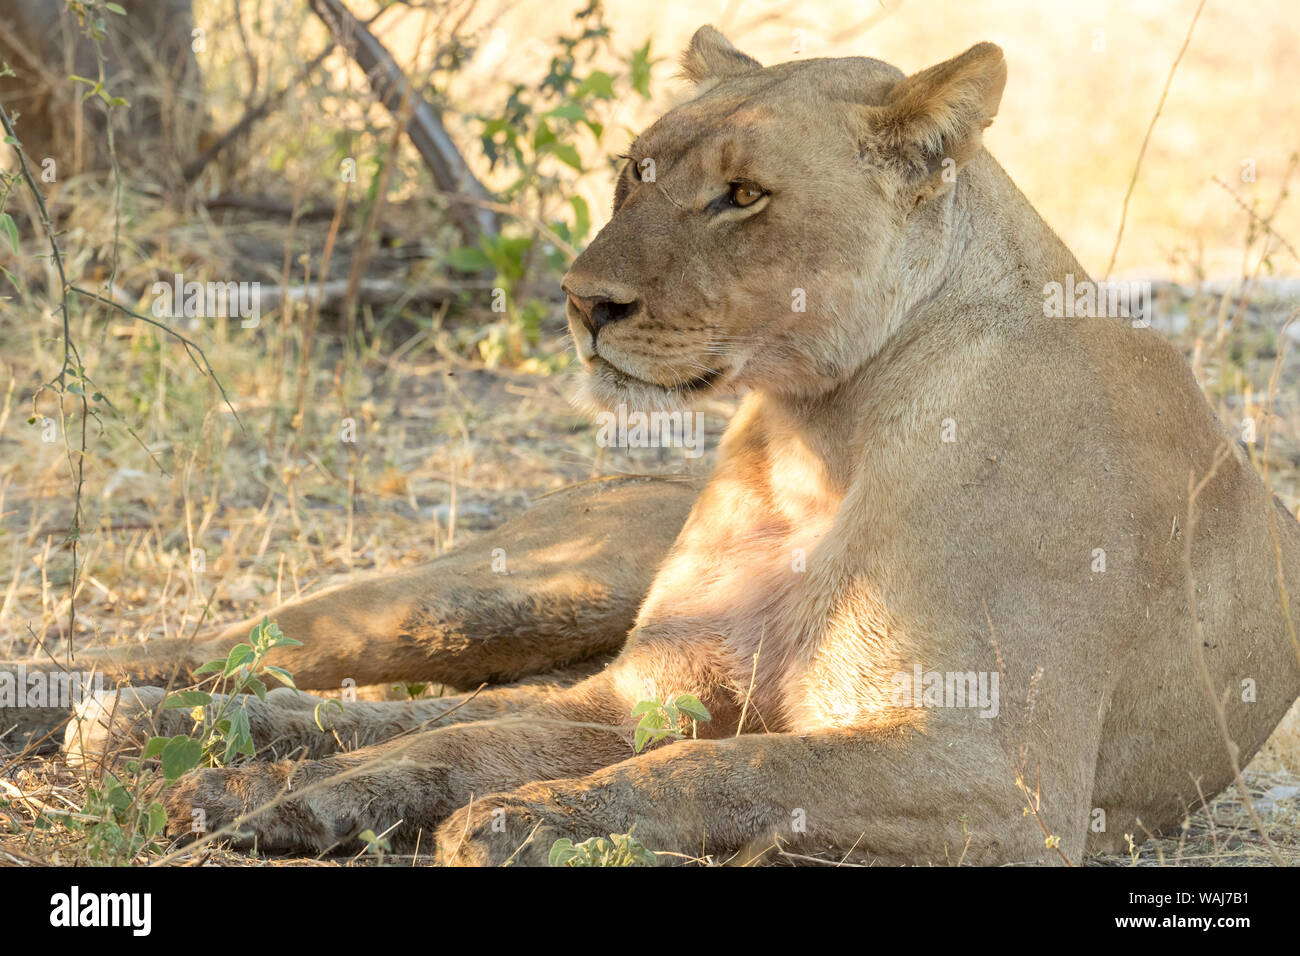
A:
[680,26,762,92]
[865,42,1007,205]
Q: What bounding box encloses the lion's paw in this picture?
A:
[436,798,561,866]
[163,762,341,853]
[61,685,169,770]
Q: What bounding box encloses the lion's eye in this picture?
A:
[629,159,642,182]
[729,182,765,207]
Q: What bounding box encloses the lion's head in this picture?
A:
[562,27,1006,412]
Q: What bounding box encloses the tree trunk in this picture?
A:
[0,0,203,182]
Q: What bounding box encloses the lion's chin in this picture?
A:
[568,357,723,417]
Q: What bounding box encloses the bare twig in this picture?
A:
[181,43,335,183]
[2,101,86,641]
[1183,441,1287,865]
[68,287,243,432]
[1211,174,1300,265]
[1103,0,1207,280]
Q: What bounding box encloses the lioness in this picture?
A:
[40,28,1300,865]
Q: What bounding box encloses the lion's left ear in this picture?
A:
[866,42,1007,205]
[680,25,762,92]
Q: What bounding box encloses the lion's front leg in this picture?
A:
[162,752,454,853]
[162,719,632,854]
[436,725,1067,867]
[162,640,732,854]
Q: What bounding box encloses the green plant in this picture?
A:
[542,692,709,867]
[631,693,710,753]
[549,827,657,867]
[446,0,660,368]
[63,618,297,864]
[67,770,169,865]
[357,828,392,859]
[145,617,301,782]
[445,234,555,368]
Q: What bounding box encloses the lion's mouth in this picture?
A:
[593,356,724,395]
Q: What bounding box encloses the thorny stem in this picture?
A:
[1,102,86,645]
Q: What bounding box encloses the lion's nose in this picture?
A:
[565,290,639,342]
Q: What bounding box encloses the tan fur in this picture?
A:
[47,30,1300,866]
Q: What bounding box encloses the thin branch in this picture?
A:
[1,101,86,642]
[1102,0,1206,280]
[1211,173,1300,265]
[1183,441,1287,866]
[181,43,335,183]
[69,286,244,433]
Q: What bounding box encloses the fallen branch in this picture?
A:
[204,191,414,247]
[306,0,498,244]
[206,192,351,221]
[256,276,494,314]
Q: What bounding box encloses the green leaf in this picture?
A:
[193,658,225,676]
[143,736,170,760]
[633,725,652,753]
[576,70,615,99]
[569,195,590,245]
[544,102,587,123]
[629,40,654,99]
[147,802,167,836]
[105,3,127,14]
[163,690,212,709]
[548,837,576,866]
[444,245,494,272]
[263,666,297,690]
[105,783,131,812]
[258,619,295,649]
[223,707,254,762]
[160,735,202,782]
[0,212,18,254]
[532,120,557,151]
[245,676,267,701]
[314,698,344,732]
[674,693,711,723]
[222,643,255,676]
[1,265,22,294]
[546,142,582,172]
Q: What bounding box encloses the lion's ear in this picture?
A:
[680,25,762,91]
[868,42,1006,204]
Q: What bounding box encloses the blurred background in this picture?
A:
[1,0,1299,863]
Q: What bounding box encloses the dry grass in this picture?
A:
[1,0,1299,866]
